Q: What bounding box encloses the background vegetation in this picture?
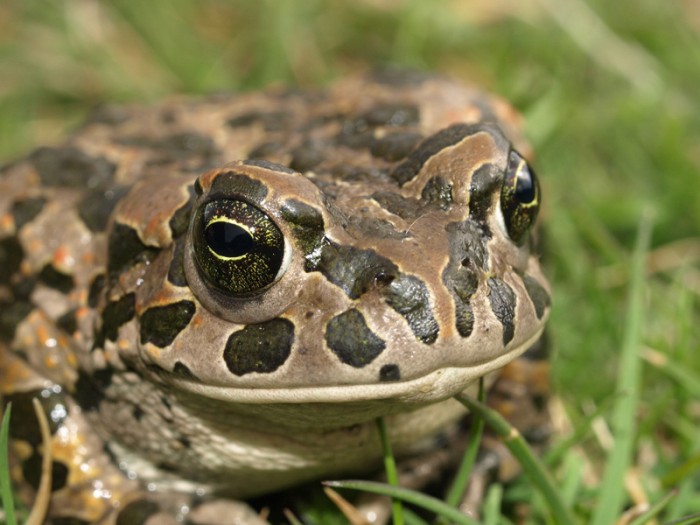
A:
[1,0,698,523]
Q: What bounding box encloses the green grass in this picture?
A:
[1,0,699,523]
[0,405,16,525]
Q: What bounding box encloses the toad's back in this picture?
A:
[0,71,550,523]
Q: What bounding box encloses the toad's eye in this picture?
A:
[205,220,254,258]
[193,199,285,295]
[500,150,540,243]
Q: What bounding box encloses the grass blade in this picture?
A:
[455,394,576,525]
[591,211,653,525]
[664,513,700,525]
[376,417,405,525]
[0,403,16,525]
[323,480,481,525]
[627,490,677,525]
[445,378,486,508]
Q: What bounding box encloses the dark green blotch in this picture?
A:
[445,220,489,272]
[88,273,105,308]
[173,361,198,381]
[469,163,500,233]
[115,132,218,162]
[131,406,144,422]
[379,364,401,382]
[488,278,516,345]
[78,185,129,232]
[22,454,68,492]
[29,146,116,188]
[223,318,294,376]
[140,300,196,348]
[452,268,478,300]
[248,141,284,158]
[391,123,477,186]
[336,120,374,149]
[455,300,475,338]
[281,199,327,271]
[102,293,136,342]
[38,264,74,294]
[209,172,268,203]
[326,309,386,368]
[74,368,113,413]
[523,274,550,319]
[227,110,291,132]
[4,389,66,445]
[242,158,296,175]
[370,132,423,162]
[349,216,410,241]
[107,223,159,283]
[161,396,173,411]
[445,260,479,338]
[363,104,419,127]
[0,300,34,341]
[318,244,398,299]
[371,191,421,221]
[115,500,162,525]
[0,273,35,341]
[384,274,439,344]
[161,132,217,159]
[167,237,187,287]
[0,236,23,285]
[290,141,326,172]
[169,187,196,238]
[12,197,46,229]
[421,176,453,209]
[57,308,78,335]
[338,104,419,150]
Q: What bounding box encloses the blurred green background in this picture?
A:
[2,0,699,521]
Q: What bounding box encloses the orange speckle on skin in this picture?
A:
[191,311,204,327]
[20,259,33,275]
[66,352,78,368]
[145,345,161,360]
[1,213,14,232]
[53,245,75,269]
[0,353,37,393]
[76,306,91,320]
[44,355,59,369]
[27,238,42,254]
[37,324,51,346]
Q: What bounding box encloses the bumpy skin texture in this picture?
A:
[0,71,550,523]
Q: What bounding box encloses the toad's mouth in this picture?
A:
[158,327,544,406]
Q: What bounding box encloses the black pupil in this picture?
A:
[205,221,254,258]
[515,166,536,203]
